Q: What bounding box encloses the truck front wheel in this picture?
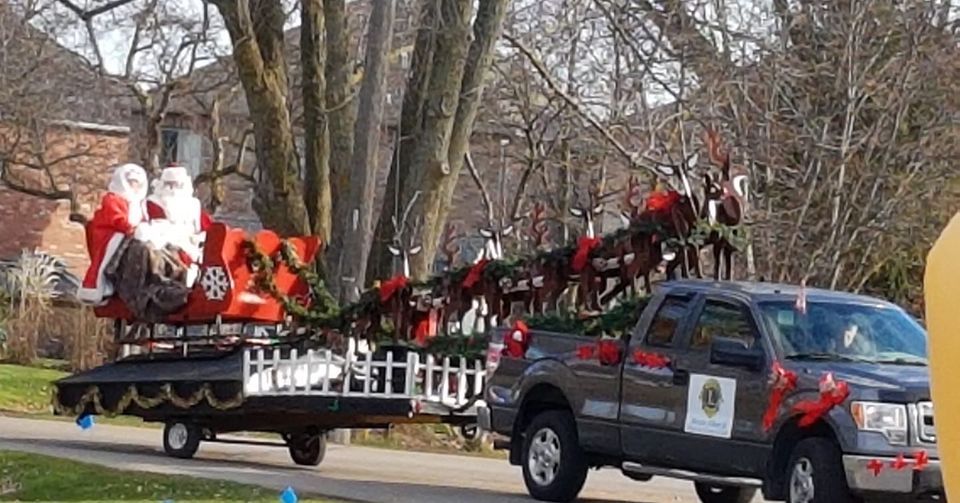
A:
[694,483,756,503]
[786,438,854,503]
[521,410,588,502]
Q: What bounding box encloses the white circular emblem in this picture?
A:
[200,266,230,301]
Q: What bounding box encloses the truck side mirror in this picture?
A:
[710,337,764,371]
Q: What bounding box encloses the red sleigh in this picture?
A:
[94,223,322,326]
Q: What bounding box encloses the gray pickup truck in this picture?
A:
[479,280,943,503]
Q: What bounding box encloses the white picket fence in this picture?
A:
[242,344,486,411]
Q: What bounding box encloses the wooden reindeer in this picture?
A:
[649,154,704,280]
[702,128,748,281]
[568,186,614,311]
[377,195,422,342]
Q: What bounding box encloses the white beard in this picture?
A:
[146,191,204,261]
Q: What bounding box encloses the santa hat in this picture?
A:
[108,163,148,203]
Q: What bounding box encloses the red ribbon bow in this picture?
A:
[762,361,798,432]
[793,372,850,428]
[891,453,909,471]
[631,350,671,369]
[572,236,602,273]
[867,459,885,476]
[597,340,623,366]
[914,451,929,471]
[379,275,409,303]
[503,320,530,359]
[576,344,597,360]
[463,259,490,289]
[645,190,681,213]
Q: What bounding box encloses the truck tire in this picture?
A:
[163,420,201,459]
[521,410,588,502]
[287,432,327,466]
[785,438,854,503]
[694,483,757,503]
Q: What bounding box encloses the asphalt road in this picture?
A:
[0,416,764,503]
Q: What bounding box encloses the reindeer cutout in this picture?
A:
[567,186,621,311]
[369,193,421,342]
[703,128,746,281]
[647,155,704,280]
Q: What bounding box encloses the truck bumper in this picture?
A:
[843,455,943,497]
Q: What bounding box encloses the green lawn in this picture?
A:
[0,450,333,502]
[0,363,149,428]
[0,364,65,414]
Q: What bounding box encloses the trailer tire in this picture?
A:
[521,410,587,502]
[287,432,326,466]
[163,421,201,459]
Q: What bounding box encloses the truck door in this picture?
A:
[620,292,698,466]
[671,296,770,476]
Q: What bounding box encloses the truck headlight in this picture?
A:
[851,401,908,445]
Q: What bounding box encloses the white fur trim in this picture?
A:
[78,233,125,304]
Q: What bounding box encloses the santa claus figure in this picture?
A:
[145,165,213,286]
[78,163,149,304]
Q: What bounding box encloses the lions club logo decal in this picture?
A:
[699,378,723,418]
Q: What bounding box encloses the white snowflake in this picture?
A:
[200,266,230,301]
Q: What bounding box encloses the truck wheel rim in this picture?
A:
[528,428,561,486]
[789,457,814,503]
[168,423,189,450]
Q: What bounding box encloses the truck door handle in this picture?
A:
[673,368,690,385]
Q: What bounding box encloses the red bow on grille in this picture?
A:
[793,372,850,428]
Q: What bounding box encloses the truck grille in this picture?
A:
[916,401,936,443]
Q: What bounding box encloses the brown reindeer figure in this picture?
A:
[702,128,748,281]
[648,155,704,280]
[568,186,615,312]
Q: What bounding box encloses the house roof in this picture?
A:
[0,4,133,127]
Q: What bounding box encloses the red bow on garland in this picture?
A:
[914,451,929,471]
[503,320,530,359]
[631,350,670,369]
[572,236,602,273]
[645,190,681,213]
[793,372,850,428]
[379,275,409,303]
[463,259,490,289]
[762,361,798,432]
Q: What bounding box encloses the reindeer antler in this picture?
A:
[391,191,422,242]
[440,223,461,266]
[530,202,550,249]
[704,127,730,177]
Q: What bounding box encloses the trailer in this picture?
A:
[53,222,487,466]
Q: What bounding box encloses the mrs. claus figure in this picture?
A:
[146,164,213,286]
[78,163,149,304]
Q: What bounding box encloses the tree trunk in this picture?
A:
[212,0,309,236]
[301,0,332,240]
[325,0,357,241]
[328,0,398,302]
[368,0,439,282]
[435,0,511,240]
[400,0,476,280]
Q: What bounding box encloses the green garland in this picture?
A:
[523,295,650,339]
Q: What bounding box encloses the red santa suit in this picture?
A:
[145,165,213,286]
[78,163,149,305]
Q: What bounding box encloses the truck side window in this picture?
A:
[646,296,692,347]
[692,300,756,350]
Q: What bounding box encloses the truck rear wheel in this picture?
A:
[786,438,854,503]
[694,482,756,503]
[163,420,201,459]
[287,432,327,466]
[521,410,587,502]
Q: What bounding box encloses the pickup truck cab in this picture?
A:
[480,280,942,503]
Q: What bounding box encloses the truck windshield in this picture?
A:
[757,301,928,365]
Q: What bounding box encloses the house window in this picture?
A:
[160,128,203,177]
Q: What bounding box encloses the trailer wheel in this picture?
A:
[460,423,480,441]
[287,432,327,466]
[163,421,201,459]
